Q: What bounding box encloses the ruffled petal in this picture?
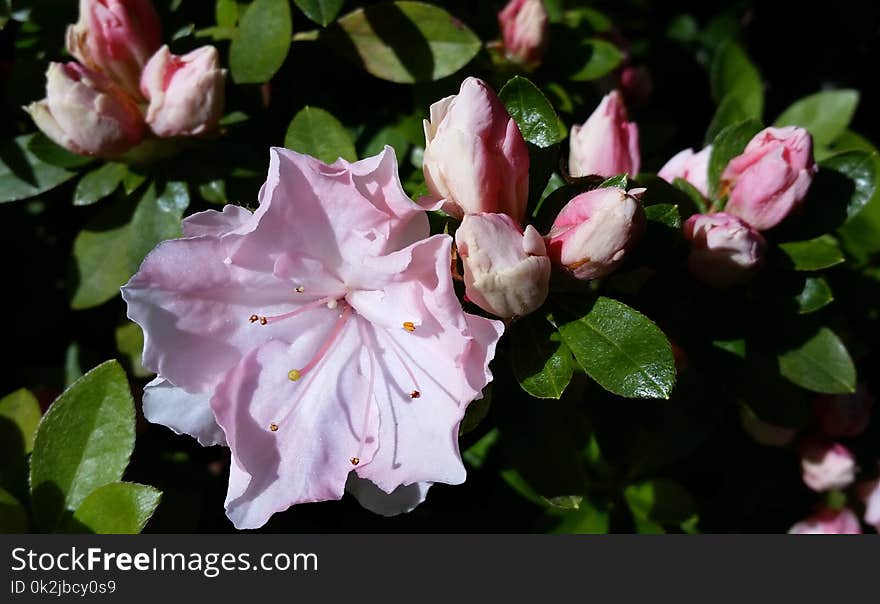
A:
[181,205,255,238]
[142,377,225,446]
[345,475,431,516]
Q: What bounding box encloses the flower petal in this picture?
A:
[345,475,431,516]
[181,205,255,238]
[142,377,225,446]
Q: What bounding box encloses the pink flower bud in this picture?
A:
[658,146,712,198]
[545,187,645,280]
[66,0,162,96]
[422,77,530,223]
[456,213,550,319]
[857,471,880,531]
[498,0,549,68]
[140,45,226,138]
[26,62,144,157]
[788,505,862,534]
[814,385,874,439]
[568,91,640,178]
[683,212,766,288]
[739,406,797,447]
[800,439,856,493]
[618,65,653,107]
[721,126,816,230]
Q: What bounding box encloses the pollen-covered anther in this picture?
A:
[295,286,305,293]
[287,369,302,382]
[269,423,279,432]
[410,390,421,399]
[350,457,360,466]
[403,321,416,332]
[327,299,338,309]
[249,314,260,323]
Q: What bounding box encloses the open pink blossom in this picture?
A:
[122,147,503,529]
[788,506,862,534]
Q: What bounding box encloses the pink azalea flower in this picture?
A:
[122,147,503,529]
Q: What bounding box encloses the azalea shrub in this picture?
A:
[1,0,879,534]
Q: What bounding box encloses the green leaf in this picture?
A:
[705,93,757,144]
[796,277,833,314]
[625,478,697,530]
[284,106,357,163]
[774,90,859,148]
[499,76,563,149]
[709,41,763,118]
[644,203,682,229]
[27,134,94,169]
[115,323,152,378]
[707,119,763,197]
[0,486,28,533]
[510,314,574,399]
[550,498,610,534]
[30,361,135,531]
[71,181,189,309]
[293,0,345,26]
[0,135,77,203]
[778,327,856,394]
[568,38,623,81]
[778,235,845,271]
[820,150,878,221]
[215,0,240,27]
[72,482,161,534]
[0,388,41,464]
[600,174,628,189]
[229,0,293,84]
[557,297,676,399]
[327,2,481,83]
[672,177,708,213]
[73,162,127,206]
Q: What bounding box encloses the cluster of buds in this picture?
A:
[422,80,645,321]
[26,0,226,159]
[659,126,817,288]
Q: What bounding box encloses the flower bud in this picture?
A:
[857,471,880,531]
[739,405,797,447]
[422,77,529,223]
[66,0,162,96]
[568,91,639,178]
[721,126,816,230]
[658,146,712,198]
[498,0,549,68]
[788,506,862,534]
[618,65,653,108]
[26,62,145,157]
[800,439,856,493]
[683,212,766,288]
[455,213,550,319]
[140,45,226,138]
[545,187,645,280]
[813,384,874,439]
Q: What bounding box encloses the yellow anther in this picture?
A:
[287,369,302,382]
[350,457,360,466]
[403,321,416,332]
[269,423,279,432]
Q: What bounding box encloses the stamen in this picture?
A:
[380,329,423,400]
[288,305,353,381]
[287,369,301,382]
[410,391,421,399]
[354,336,376,463]
[327,299,338,309]
[350,457,360,466]
[295,286,305,293]
[402,321,416,332]
[269,423,279,432]
[250,294,342,326]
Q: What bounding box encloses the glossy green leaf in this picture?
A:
[704,93,756,144]
[499,76,563,149]
[600,174,628,189]
[774,90,859,148]
[115,323,151,378]
[73,162,127,206]
[551,498,610,534]
[710,41,763,118]
[820,150,878,221]
[625,478,697,530]
[778,327,856,394]
[229,0,293,84]
[0,388,41,463]
[327,2,481,83]
[796,277,833,314]
[558,297,676,399]
[284,106,357,163]
[71,181,189,309]
[707,119,763,197]
[294,0,345,26]
[72,482,161,534]
[0,135,77,203]
[510,314,574,399]
[644,203,682,229]
[30,361,135,531]
[778,235,845,271]
[569,38,623,81]
[0,486,28,533]
[26,134,94,169]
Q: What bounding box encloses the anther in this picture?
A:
[269,423,279,432]
[350,457,360,466]
[288,369,302,382]
[249,314,259,323]
[259,316,267,325]
[327,299,338,309]
[410,390,421,399]
[403,321,416,332]
[295,286,305,293]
